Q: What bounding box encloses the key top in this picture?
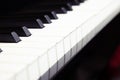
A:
[0,32,21,43]
[65,3,73,11]
[0,26,31,37]
[47,11,58,19]
[39,15,52,23]
[56,7,67,14]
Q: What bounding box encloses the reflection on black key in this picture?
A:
[39,11,58,19]
[65,3,73,11]
[56,7,67,14]
[0,48,2,53]
[49,11,58,19]
[41,15,52,23]
[36,19,45,28]
[0,26,31,37]
[0,32,21,43]
[0,18,45,28]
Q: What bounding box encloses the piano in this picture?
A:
[0,0,120,80]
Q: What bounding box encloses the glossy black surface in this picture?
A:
[0,26,31,37]
[0,18,44,28]
[0,32,21,43]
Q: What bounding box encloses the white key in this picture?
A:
[38,53,49,80]
[47,47,57,79]
[0,54,40,80]
[56,40,65,71]
[70,30,77,57]
[0,73,15,80]
[0,63,28,80]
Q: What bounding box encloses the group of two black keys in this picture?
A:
[0,0,84,43]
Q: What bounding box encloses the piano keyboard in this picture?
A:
[0,0,120,80]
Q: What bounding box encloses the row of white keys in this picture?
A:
[2,0,119,80]
[0,48,50,80]
[81,0,120,47]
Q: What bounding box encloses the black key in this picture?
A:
[0,18,45,28]
[0,26,31,37]
[0,0,82,15]
[38,15,52,23]
[0,32,21,43]
[15,11,58,19]
[36,19,45,28]
[65,3,73,11]
[39,0,80,5]
[56,7,67,14]
[34,7,68,14]
[40,3,72,11]
[78,0,85,2]
[20,4,67,14]
[44,11,58,19]
[69,0,80,5]
[0,14,51,24]
[0,48,2,53]
[24,2,72,11]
